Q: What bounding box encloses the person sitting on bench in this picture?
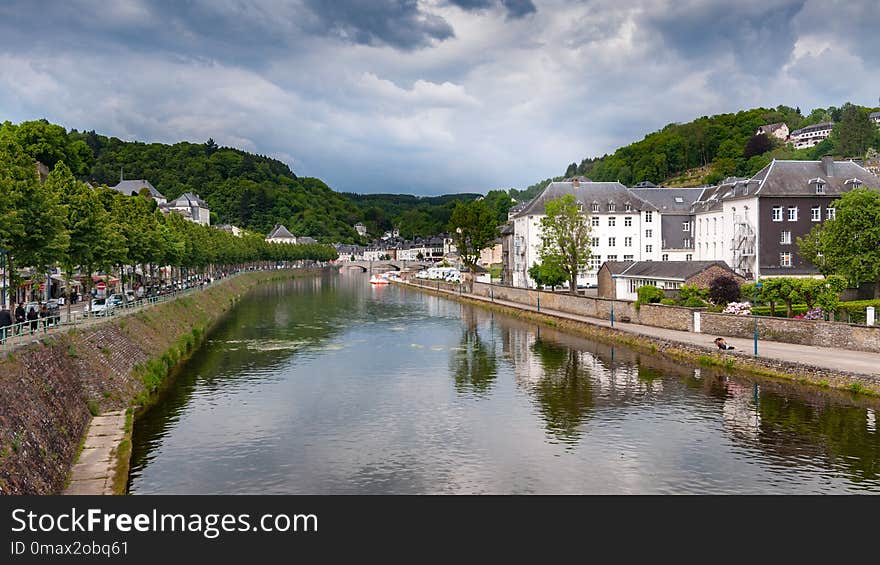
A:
[714,337,735,350]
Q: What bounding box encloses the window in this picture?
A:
[681,221,689,232]
[624,203,632,212]
[589,256,602,270]
[780,231,791,244]
[645,211,653,223]
[780,252,792,267]
[608,202,616,212]
[608,237,616,247]
[787,207,798,222]
[772,206,783,222]
[624,236,632,247]
[624,216,632,227]
[816,182,826,194]
[624,255,634,261]
[713,218,717,234]
[827,207,836,220]
[811,206,821,222]
[608,217,616,227]
[683,238,692,248]
[591,202,600,213]
[685,254,693,261]
[645,229,653,238]
[591,237,600,247]
[591,216,599,227]
[662,254,669,261]
[646,244,653,253]
[607,254,618,261]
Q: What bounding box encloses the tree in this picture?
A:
[708,274,741,306]
[832,103,877,157]
[537,194,591,295]
[798,188,880,297]
[528,256,567,290]
[744,133,773,158]
[448,199,497,276]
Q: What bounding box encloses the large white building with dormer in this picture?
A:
[511,180,663,288]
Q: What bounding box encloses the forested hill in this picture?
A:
[0,120,364,242]
[559,102,880,190]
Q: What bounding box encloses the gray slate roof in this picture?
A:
[630,187,705,214]
[170,192,209,208]
[790,122,833,135]
[755,159,880,197]
[111,179,165,199]
[297,236,317,244]
[604,260,736,281]
[515,181,658,217]
[267,224,295,239]
[869,112,880,119]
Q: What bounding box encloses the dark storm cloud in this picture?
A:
[640,0,806,75]
[447,0,537,19]
[303,0,454,49]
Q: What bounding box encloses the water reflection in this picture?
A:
[129,273,880,494]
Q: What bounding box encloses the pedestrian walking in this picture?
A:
[27,304,38,334]
[0,304,12,342]
[14,303,25,335]
[39,302,49,329]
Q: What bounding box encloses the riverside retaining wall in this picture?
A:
[408,279,880,353]
[0,269,320,495]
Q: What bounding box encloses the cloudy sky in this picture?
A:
[1,0,878,195]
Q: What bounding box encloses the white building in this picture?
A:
[164,192,211,226]
[789,122,833,150]
[630,187,705,262]
[111,179,167,205]
[266,224,297,244]
[870,112,880,127]
[354,223,368,237]
[756,122,790,141]
[511,180,662,288]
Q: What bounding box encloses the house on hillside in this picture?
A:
[756,122,789,141]
[111,179,167,205]
[216,224,243,237]
[163,192,210,225]
[598,261,743,300]
[789,122,833,150]
[266,224,297,244]
[870,112,880,127]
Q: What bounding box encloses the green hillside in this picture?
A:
[560,102,880,189]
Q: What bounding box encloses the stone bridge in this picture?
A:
[337,260,432,272]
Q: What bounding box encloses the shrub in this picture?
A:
[709,275,741,306]
[660,298,676,305]
[723,301,752,316]
[679,284,709,303]
[683,297,708,307]
[802,307,824,320]
[635,285,664,310]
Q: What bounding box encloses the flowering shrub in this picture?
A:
[802,307,824,320]
[722,301,752,316]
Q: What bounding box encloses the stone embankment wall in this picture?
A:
[0,270,317,495]
[699,312,880,353]
[407,279,880,352]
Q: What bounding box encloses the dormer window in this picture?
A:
[816,182,826,194]
[844,178,862,190]
[591,202,600,213]
[624,202,632,212]
[608,202,616,212]
[576,201,584,212]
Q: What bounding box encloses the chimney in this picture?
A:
[821,155,834,177]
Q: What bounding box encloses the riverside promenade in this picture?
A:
[402,281,880,379]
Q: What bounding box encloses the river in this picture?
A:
[128,272,880,494]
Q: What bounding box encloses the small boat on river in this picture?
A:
[370,274,390,285]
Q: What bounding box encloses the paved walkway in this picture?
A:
[64,410,127,495]
[407,282,880,377]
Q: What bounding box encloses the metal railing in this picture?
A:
[0,269,255,352]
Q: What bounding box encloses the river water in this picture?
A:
[128,272,880,494]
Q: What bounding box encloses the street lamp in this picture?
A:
[753,280,763,357]
[610,274,620,327]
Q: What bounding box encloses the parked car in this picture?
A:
[85,298,115,316]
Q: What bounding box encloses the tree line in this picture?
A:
[0,137,337,305]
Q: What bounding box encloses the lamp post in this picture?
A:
[753,280,763,357]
